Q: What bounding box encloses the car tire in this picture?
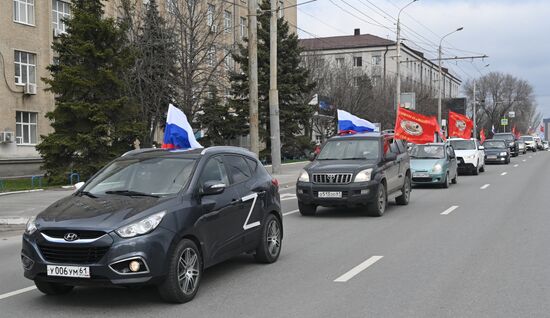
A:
[479,165,485,173]
[505,157,510,164]
[472,164,479,175]
[34,281,74,295]
[254,214,282,263]
[367,183,386,217]
[395,174,411,205]
[442,172,450,188]
[158,239,202,304]
[451,171,458,184]
[298,202,316,216]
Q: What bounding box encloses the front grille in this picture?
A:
[41,230,106,239]
[457,157,464,164]
[412,177,435,183]
[312,173,353,184]
[38,245,110,264]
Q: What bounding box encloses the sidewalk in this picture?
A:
[267,161,307,188]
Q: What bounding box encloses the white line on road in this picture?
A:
[334,256,383,282]
[522,159,527,162]
[480,184,490,189]
[514,164,519,167]
[0,286,36,301]
[441,205,459,215]
[501,172,508,176]
[280,193,297,201]
[283,209,299,216]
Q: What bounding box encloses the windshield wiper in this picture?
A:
[105,190,159,198]
[79,191,97,198]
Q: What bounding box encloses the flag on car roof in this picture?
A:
[480,128,486,143]
[162,104,202,150]
[448,111,473,139]
[394,107,440,144]
[337,109,376,134]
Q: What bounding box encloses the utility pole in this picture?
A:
[396,0,418,115]
[438,27,463,130]
[269,0,282,174]
[473,79,477,139]
[248,0,259,156]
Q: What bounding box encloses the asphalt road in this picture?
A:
[0,152,549,317]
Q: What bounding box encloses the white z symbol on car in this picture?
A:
[241,193,260,230]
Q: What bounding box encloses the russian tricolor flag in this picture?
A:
[337,109,376,133]
[162,104,202,150]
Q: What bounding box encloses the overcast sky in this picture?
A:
[297,0,550,118]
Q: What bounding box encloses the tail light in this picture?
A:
[271,178,279,188]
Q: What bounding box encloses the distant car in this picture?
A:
[410,143,458,188]
[447,138,485,175]
[492,133,519,156]
[534,136,544,150]
[517,140,527,154]
[483,140,510,164]
[520,135,537,152]
[543,141,549,150]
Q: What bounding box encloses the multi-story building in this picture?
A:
[0,0,297,176]
[300,28,462,100]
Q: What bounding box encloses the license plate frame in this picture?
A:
[317,191,342,198]
[413,172,430,178]
[487,155,497,159]
[47,265,90,278]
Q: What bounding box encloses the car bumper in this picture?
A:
[457,157,477,172]
[411,172,445,184]
[485,155,507,163]
[21,227,176,287]
[296,181,379,207]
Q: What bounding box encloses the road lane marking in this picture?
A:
[441,205,459,215]
[280,193,297,201]
[0,286,36,301]
[283,209,299,216]
[514,164,519,167]
[501,172,508,176]
[522,159,527,162]
[480,184,490,189]
[334,256,383,282]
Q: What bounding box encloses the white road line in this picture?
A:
[480,184,490,189]
[501,172,508,176]
[0,286,36,301]
[283,209,299,216]
[334,256,383,283]
[513,164,519,167]
[441,205,459,215]
[522,159,527,162]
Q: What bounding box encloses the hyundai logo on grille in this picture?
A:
[64,233,79,242]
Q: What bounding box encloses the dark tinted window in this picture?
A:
[245,157,258,173]
[225,155,252,184]
[199,157,229,186]
[493,134,514,141]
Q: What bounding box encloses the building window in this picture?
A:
[14,51,36,85]
[13,0,35,25]
[372,55,381,66]
[335,57,344,67]
[207,46,215,66]
[240,17,247,38]
[224,10,232,33]
[207,4,215,27]
[224,49,234,70]
[16,111,38,145]
[353,56,362,67]
[353,76,362,87]
[52,0,71,33]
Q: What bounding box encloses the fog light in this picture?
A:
[360,189,369,195]
[129,260,140,272]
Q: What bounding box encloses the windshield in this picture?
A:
[410,145,445,159]
[318,139,380,160]
[493,134,514,141]
[82,157,196,197]
[521,136,534,141]
[483,140,506,149]
[449,140,476,150]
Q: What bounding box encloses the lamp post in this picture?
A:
[438,27,463,129]
[396,0,418,115]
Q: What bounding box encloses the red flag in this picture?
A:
[541,125,545,133]
[448,111,473,139]
[512,125,521,139]
[480,129,486,143]
[394,107,438,144]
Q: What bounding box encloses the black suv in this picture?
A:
[21,147,282,303]
[492,133,519,157]
[296,133,411,217]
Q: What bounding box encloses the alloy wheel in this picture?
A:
[266,218,281,257]
[378,186,386,213]
[177,248,200,295]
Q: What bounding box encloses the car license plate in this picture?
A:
[318,191,342,198]
[413,172,430,178]
[47,265,90,278]
[488,155,497,159]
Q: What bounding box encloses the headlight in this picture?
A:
[509,142,514,146]
[298,170,310,182]
[25,216,37,235]
[500,152,508,156]
[354,168,373,182]
[116,211,166,238]
[432,164,442,173]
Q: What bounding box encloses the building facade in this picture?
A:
[0,0,296,175]
[300,28,462,100]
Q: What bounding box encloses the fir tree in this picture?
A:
[230,0,315,157]
[37,0,139,183]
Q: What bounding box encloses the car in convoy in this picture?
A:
[492,133,519,157]
[296,132,411,217]
[544,141,549,150]
[409,143,458,188]
[483,139,510,164]
[447,138,485,175]
[534,136,544,150]
[520,135,537,152]
[22,147,282,303]
[517,140,527,154]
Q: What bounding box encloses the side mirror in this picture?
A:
[201,181,226,196]
[384,152,397,162]
[74,181,85,190]
[478,146,485,150]
[308,152,317,161]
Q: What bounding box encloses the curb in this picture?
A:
[0,189,44,197]
[0,217,29,225]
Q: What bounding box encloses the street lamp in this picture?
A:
[437,27,463,130]
[396,0,418,114]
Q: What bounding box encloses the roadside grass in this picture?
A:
[0,177,52,192]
